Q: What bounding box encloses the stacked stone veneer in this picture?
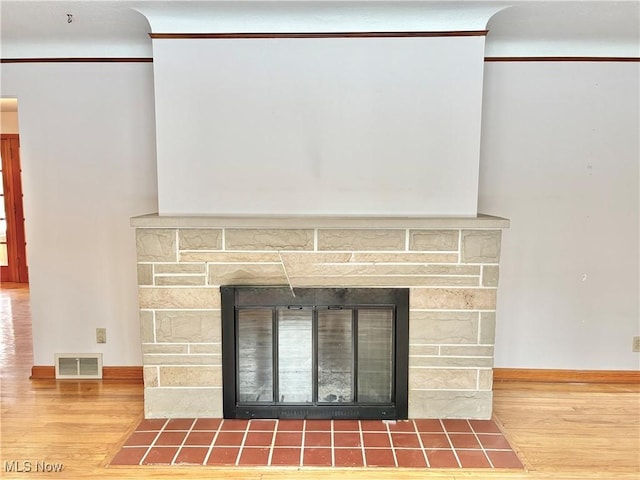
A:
[132,214,508,420]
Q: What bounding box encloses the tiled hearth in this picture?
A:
[110,418,523,469]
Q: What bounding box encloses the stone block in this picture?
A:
[407,345,439,356]
[225,229,314,251]
[482,265,500,287]
[409,356,493,368]
[154,263,206,274]
[409,230,459,251]
[352,252,459,263]
[136,229,176,262]
[440,345,494,357]
[180,252,282,262]
[155,275,206,286]
[284,263,479,276]
[208,263,287,285]
[478,369,494,390]
[142,344,188,354]
[289,275,478,288]
[179,229,222,250]
[143,354,220,365]
[461,230,501,263]
[408,390,493,420]
[138,287,220,309]
[156,310,221,343]
[144,387,223,418]
[409,368,478,390]
[409,311,478,344]
[137,264,153,286]
[189,344,221,354]
[143,366,158,387]
[139,310,154,343]
[410,288,497,310]
[159,366,221,387]
[317,229,406,251]
[479,312,496,345]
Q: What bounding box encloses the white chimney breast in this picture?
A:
[139,3,503,216]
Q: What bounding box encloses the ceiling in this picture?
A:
[0,1,638,57]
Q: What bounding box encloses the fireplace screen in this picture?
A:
[221,287,408,419]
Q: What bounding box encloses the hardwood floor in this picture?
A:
[1,283,638,479]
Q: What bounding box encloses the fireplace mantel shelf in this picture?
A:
[131,213,509,229]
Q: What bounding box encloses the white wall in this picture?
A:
[1,112,19,134]
[153,37,486,216]
[0,63,158,366]
[2,59,637,372]
[479,62,640,370]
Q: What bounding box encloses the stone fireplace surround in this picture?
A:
[132,214,508,420]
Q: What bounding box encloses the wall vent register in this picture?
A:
[221,287,408,420]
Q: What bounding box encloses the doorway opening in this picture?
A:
[1,98,28,283]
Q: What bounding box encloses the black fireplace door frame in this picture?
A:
[221,287,409,420]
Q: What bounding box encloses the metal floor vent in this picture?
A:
[54,353,103,379]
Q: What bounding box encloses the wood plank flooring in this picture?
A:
[1,283,638,479]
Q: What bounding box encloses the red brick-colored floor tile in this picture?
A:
[123,431,158,447]
[206,447,240,465]
[334,448,364,467]
[448,433,481,449]
[277,419,304,431]
[220,419,249,431]
[386,420,416,433]
[414,419,444,433]
[154,431,188,446]
[477,433,512,450]
[192,418,222,430]
[174,446,209,465]
[214,431,245,446]
[244,431,274,447]
[486,450,524,469]
[303,447,333,466]
[456,450,491,468]
[469,419,501,434]
[394,449,427,468]
[249,419,277,431]
[274,431,302,447]
[360,420,387,432]
[270,447,301,466]
[333,420,360,431]
[112,417,523,471]
[365,448,396,467]
[238,447,271,466]
[136,418,167,431]
[442,419,472,433]
[426,449,459,468]
[141,446,179,465]
[184,431,216,446]
[109,447,148,465]
[305,431,331,447]
[362,432,391,448]
[391,432,420,448]
[334,432,361,448]
[420,433,451,449]
[165,418,195,430]
[305,419,332,431]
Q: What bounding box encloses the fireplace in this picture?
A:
[133,214,508,420]
[221,287,409,420]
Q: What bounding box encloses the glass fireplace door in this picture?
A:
[223,287,408,420]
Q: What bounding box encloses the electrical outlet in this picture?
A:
[633,336,640,353]
[96,328,107,344]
